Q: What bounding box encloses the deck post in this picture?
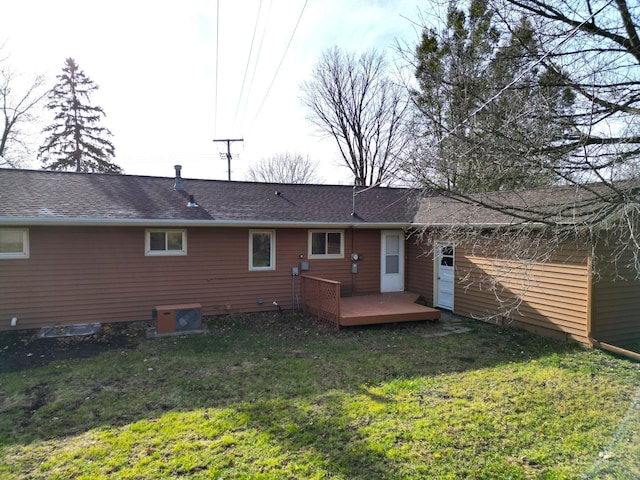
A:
[316,279,321,321]
[334,282,341,330]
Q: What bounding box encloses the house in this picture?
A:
[1,167,638,355]
[405,183,640,353]
[0,166,426,331]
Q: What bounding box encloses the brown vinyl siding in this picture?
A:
[295,229,381,297]
[452,240,591,343]
[591,238,640,343]
[350,229,382,295]
[405,235,435,306]
[0,226,385,331]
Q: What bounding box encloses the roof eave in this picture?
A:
[0,217,413,229]
[409,221,552,229]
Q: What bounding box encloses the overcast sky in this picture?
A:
[2,0,424,184]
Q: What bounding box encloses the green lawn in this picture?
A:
[1,313,639,479]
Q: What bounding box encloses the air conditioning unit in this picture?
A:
[154,303,202,334]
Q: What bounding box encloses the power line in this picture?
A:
[232,0,263,132]
[248,0,308,133]
[239,0,273,132]
[214,0,220,137]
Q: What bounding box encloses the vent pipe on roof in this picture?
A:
[174,165,184,190]
[187,195,199,207]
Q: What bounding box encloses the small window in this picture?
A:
[250,230,275,270]
[440,246,454,267]
[145,229,187,256]
[308,230,344,258]
[0,229,29,259]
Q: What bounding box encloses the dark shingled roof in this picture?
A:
[415,181,640,227]
[2,168,635,228]
[0,168,420,226]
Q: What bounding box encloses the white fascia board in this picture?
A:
[0,217,412,229]
[412,221,558,229]
[2,217,566,230]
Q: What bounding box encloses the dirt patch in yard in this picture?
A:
[0,322,148,374]
[0,313,475,374]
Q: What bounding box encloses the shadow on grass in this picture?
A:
[0,312,585,455]
[236,395,402,480]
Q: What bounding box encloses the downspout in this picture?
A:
[586,252,640,362]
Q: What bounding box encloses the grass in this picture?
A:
[1,313,639,479]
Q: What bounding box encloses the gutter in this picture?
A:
[2,214,571,231]
[586,254,640,362]
[0,217,413,230]
[415,221,563,230]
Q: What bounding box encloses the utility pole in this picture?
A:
[213,138,243,181]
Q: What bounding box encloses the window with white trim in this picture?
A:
[145,229,187,256]
[249,230,275,270]
[0,228,29,259]
[308,230,344,258]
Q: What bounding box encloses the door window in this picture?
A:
[440,246,453,266]
[385,235,400,274]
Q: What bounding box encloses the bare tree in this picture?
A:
[407,0,640,274]
[497,0,640,183]
[0,51,47,168]
[401,0,640,329]
[246,152,321,184]
[301,47,411,186]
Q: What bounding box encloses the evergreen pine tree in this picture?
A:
[39,58,121,173]
[411,0,572,193]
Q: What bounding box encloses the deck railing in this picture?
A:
[300,275,341,329]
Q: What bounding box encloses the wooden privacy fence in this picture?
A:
[301,275,341,329]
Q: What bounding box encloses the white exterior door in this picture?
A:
[381,230,404,292]
[436,244,454,310]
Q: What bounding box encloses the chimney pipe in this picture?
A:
[174,165,183,190]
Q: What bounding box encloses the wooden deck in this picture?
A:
[339,292,440,327]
